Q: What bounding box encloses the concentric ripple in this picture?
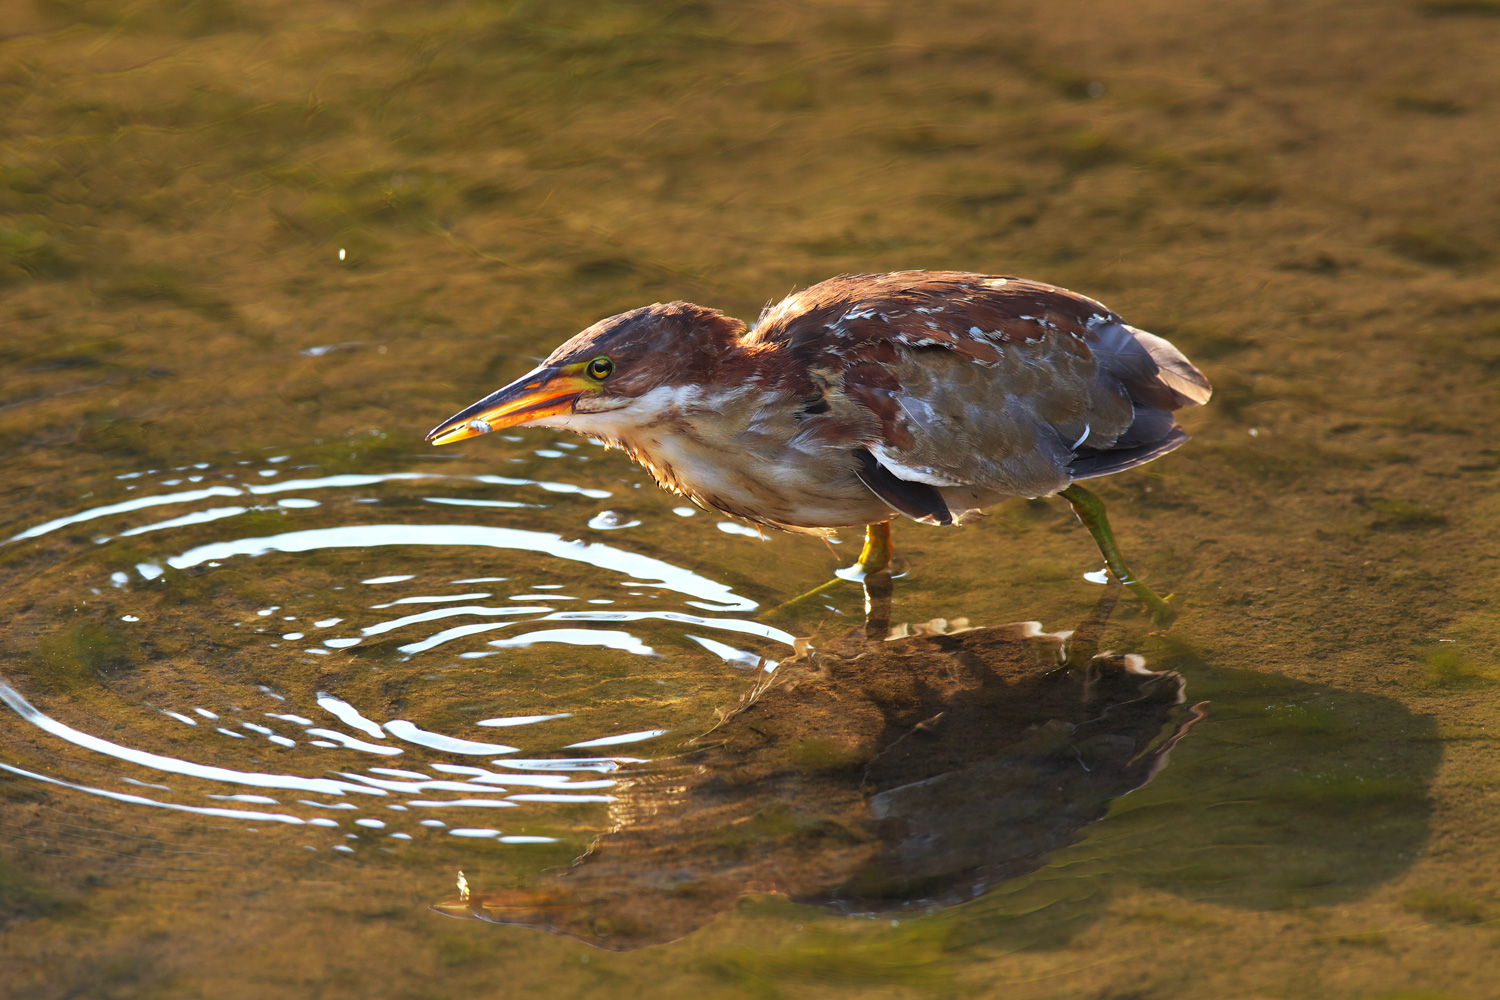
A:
[0,448,797,862]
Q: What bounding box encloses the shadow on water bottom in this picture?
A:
[441,583,1439,951]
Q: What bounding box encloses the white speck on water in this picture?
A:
[589,510,641,530]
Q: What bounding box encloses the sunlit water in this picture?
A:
[0,453,811,865]
[5,0,1499,995]
[0,447,1441,952]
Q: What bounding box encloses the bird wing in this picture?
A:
[852,448,953,525]
[748,272,1211,503]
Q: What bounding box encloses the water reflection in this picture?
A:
[0,449,1442,967]
[439,583,1440,951]
[0,455,788,858]
[438,590,1200,949]
[168,523,755,612]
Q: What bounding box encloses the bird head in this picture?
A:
[426,302,746,446]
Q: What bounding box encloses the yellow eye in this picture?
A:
[586,356,614,380]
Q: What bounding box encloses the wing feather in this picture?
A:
[748,271,1212,506]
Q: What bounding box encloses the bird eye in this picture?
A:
[586,356,614,381]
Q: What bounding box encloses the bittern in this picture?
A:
[426,271,1211,618]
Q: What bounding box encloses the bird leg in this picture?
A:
[1059,484,1176,624]
[757,523,894,620]
[842,521,893,579]
[861,562,894,642]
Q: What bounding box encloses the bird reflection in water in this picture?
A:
[435,584,1203,950]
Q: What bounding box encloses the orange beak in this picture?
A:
[426,366,590,446]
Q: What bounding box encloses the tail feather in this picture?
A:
[1090,321,1213,412]
[1064,321,1210,482]
[1070,427,1190,480]
[1128,327,1213,408]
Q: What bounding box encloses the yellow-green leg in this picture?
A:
[1060,484,1176,625]
[836,521,892,580]
[758,522,893,619]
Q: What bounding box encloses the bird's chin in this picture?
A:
[540,407,631,443]
[569,396,631,416]
[555,384,702,440]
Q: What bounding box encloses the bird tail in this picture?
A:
[1065,322,1212,481]
[1069,426,1190,480]
[1127,326,1213,408]
[1090,321,1213,411]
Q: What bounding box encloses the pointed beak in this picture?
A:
[426,366,589,446]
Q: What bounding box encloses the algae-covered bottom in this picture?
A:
[5,0,1500,997]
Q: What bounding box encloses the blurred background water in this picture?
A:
[2,1,1499,997]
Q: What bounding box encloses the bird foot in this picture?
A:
[756,561,907,622]
[1130,584,1178,627]
[756,576,847,619]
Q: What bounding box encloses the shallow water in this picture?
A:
[4,1,1500,997]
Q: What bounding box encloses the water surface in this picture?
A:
[3,1,1499,997]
